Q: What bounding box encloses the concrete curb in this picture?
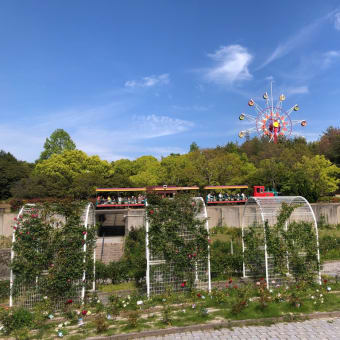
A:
[87,310,340,340]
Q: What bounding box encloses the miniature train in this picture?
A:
[95,185,278,209]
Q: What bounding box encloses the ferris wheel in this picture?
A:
[238,85,307,143]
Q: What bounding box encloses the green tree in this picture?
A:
[189,141,199,152]
[288,155,340,202]
[129,156,164,187]
[38,129,76,161]
[33,150,113,198]
[318,126,340,165]
[0,151,32,200]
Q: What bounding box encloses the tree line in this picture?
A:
[1,127,339,204]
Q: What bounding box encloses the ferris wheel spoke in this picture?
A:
[286,105,299,116]
[252,101,265,114]
[239,113,257,122]
[291,120,304,126]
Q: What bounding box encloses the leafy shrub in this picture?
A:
[0,307,34,335]
[210,240,243,279]
[0,280,9,302]
[94,313,109,333]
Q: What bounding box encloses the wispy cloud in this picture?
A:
[334,12,340,30]
[286,85,309,95]
[131,114,194,139]
[323,50,340,67]
[258,10,336,69]
[124,74,170,88]
[204,45,253,84]
[0,99,193,162]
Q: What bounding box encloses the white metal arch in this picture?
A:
[242,196,321,288]
[145,197,211,298]
[10,202,96,308]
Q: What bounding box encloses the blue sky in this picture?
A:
[1,1,340,162]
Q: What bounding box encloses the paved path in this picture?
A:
[142,317,340,339]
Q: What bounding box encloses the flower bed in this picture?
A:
[1,279,340,339]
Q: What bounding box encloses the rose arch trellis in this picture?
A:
[9,202,96,308]
[145,197,211,298]
[242,196,321,289]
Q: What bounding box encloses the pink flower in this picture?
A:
[82,231,87,235]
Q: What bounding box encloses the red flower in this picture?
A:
[66,299,73,304]
[82,231,87,235]
[81,310,87,316]
[180,281,186,288]
[323,279,328,284]
[208,239,211,244]
[233,285,238,289]
[149,210,154,215]
[193,253,197,257]
[228,278,233,284]
[188,254,192,259]
[197,293,201,298]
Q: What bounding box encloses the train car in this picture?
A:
[203,185,249,205]
[253,186,278,197]
[95,185,199,208]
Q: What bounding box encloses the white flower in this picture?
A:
[271,280,276,284]
[202,295,206,299]
[0,324,3,331]
[269,289,273,293]
[182,309,186,313]
[192,304,196,309]
[256,282,260,286]
[107,314,112,320]
[123,304,127,308]
[58,323,63,328]
[137,300,143,305]
[97,299,101,303]
[314,301,316,305]
[321,299,324,303]
[327,287,332,291]
[64,321,70,326]
[48,314,54,319]
[277,293,281,297]
[320,294,323,297]
[316,289,319,292]
[311,296,315,299]
[127,295,131,300]
[87,311,92,316]
[162,298,166,302]
[43,296,48,300]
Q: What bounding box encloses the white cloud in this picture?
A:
[286,86,309,95]
[0,99,193,162]
[124,73,170,88]
[334,12,340,30]
[204,45,253,84]
[258,10,336,69]
[323,50,340,67]
[131,114,194,139]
